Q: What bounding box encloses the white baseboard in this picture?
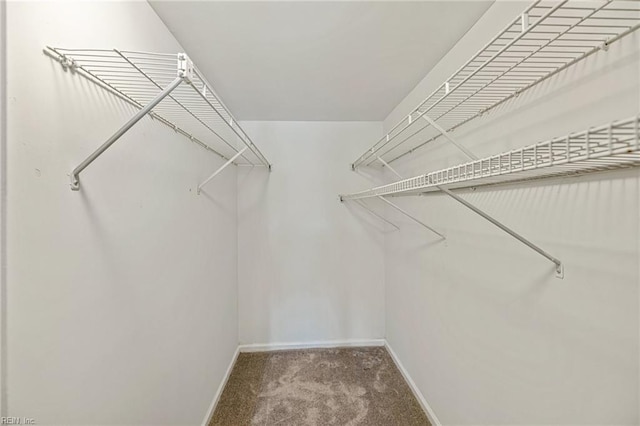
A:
[201,345,240,426]
[238,338,385,353]
[384,341,442,426]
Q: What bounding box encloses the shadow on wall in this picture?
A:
[387,165,639,362]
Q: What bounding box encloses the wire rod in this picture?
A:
[197,147,248,194]
[377,196,445,239]
[70,76,184,190]
[352,199,400,231]
[438,186,563,277]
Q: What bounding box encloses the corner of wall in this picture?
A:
[235,158,240,349]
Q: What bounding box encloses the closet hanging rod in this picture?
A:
[44,47,272,190]
[351,0,640,169]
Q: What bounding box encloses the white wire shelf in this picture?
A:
[45,47,271,169]
[351,0,640,169]
[341,115,640,200]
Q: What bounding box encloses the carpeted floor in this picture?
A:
[209,346,430,425]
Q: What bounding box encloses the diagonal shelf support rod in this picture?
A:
[376,115,561,276]
[378,196,445,239]
[198,147,247,195]
[353,199,400,230]
[438,185,563,278]
[377,156,403,180]
[70,75,184,191]
[424,114,561,277]
[187,80,271,169]
[375,157,444,237]
[422,115,478,161]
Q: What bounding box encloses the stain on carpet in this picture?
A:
[209,347,430,425]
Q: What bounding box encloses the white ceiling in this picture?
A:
[149,1,493,121]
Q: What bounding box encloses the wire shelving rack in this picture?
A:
[351,0,640,169]
[44,47,271,190]
[341,115,640,278]
[341,115,640,200]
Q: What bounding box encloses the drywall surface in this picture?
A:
[6,2,237,424]
[0,0,6,416]
[383,2,640,425]
[238,121,385,345]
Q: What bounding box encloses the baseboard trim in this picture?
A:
[201,345,240,426]
[238,338,385,353]
[384,341,442,426]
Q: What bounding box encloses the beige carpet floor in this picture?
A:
[209,346,430,426]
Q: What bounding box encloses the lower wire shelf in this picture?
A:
[340,115,640,200]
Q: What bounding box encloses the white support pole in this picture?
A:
[353,199,400,230]
[378,196,445,239]
[377,156,403,180]
[438,186,563,278]
[197,147,247,194]
[70,75,184,191]
[422,114,478,161]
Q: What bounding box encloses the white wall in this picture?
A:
[6,2,238,424]
[0,0,6,416]
[237,121,385,346]
[383,2,640,425]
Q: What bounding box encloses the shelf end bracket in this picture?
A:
[177,53,195,83]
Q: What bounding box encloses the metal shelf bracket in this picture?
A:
[177,53,195,83]
[373,157,445,238]
[378,196,445,239]
[421,115,478,161]
[353,199,400,231]
[197,147,247,195]
[69,75,184,191]
[438,186,563,278]
[377,156,403,180]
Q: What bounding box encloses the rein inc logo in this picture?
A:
[1,418,35,425]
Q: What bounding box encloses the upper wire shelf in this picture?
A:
[45,47,271,169]
[351,0,640,169]
[341,115,640,200]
